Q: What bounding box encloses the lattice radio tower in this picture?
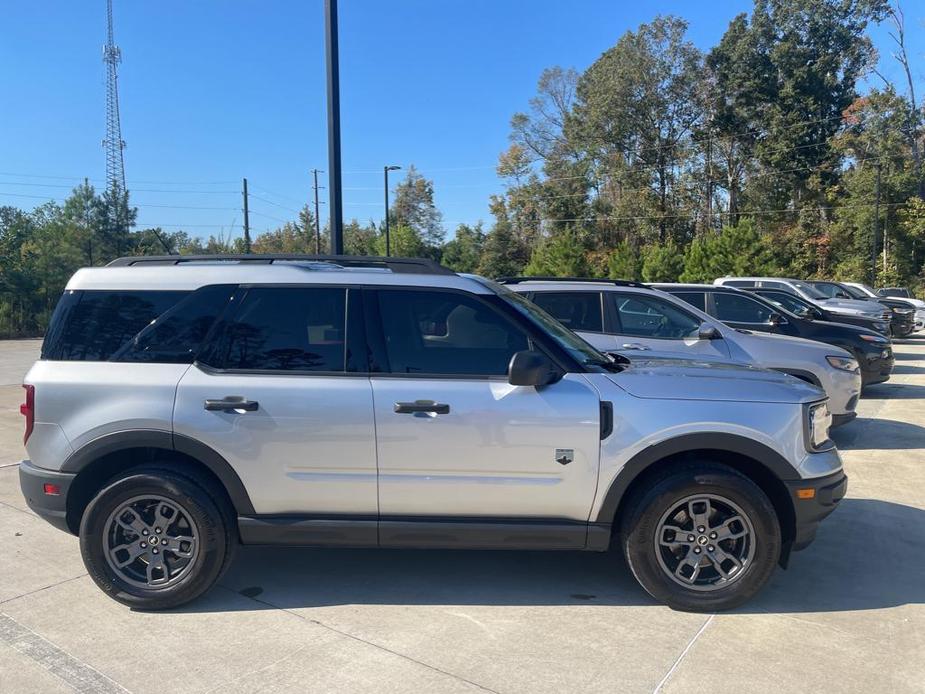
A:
[102,0,126,198]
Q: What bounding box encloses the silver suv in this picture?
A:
[19,255,846,612]
[503,278,862,426]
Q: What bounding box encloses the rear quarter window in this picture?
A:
[42,290,187,361]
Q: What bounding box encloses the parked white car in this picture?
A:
[502,278,862,426]
[842,281,925,331]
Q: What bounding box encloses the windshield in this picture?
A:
[841,284,869,300]
[791,281,827,300]
[482,281,613,369]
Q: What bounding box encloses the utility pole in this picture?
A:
[324,0,344,254]
[872,162,882,285]
[311,169,324,254]
[242,177,251,254]
[384,165,401,256]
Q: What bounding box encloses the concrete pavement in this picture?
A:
[0,337,923,693]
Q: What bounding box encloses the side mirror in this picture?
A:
[697,323,722,340]
[508,350,558,387]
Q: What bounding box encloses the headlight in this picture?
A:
[806,401,832,451]
[859,334,888,343]
[892,307,914,315]
[826,355,859,372]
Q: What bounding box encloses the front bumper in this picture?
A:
[859,345,893,386]
[19,459,76,534]
[785,469,848,552]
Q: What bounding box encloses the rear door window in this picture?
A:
[669,291,706,312]
[530,292,604,333]
[204,287,348,372]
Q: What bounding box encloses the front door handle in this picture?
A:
[621,343,651,351]
[394,400,450,415]
[204,397,259,412]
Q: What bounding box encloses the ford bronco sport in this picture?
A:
[19,255,846,612]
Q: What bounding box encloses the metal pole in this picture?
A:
[384,166,390,257]
[242,177,251,254]
[872,163,881,285]
[324,0,344,254]
[312,169,323,254]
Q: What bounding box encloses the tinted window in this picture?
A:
[756,290,815,317]
[712,292,775,323]
[378,290,528,376]
[671,291,706,312]
[42,290,187,361]
[209,287,347,371]
[723,280,755,288]
[610,293,700,338]
[530,292,603,332]
[114,285,234,363]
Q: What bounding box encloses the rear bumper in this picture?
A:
[18,460,76,534]
[786,469,848,552]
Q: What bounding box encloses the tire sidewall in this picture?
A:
[80,471,227,610]
[623,467,781,612]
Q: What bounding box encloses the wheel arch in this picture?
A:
[595,434,797,551]
[62,430,254,534]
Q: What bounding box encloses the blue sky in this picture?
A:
[1,1,921,242]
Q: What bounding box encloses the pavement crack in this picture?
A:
[217,584,501,693]
[652,613,714,693]
[0,574,87,606]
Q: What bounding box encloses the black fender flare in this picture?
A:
[61,429,255,515]
[593,432,798,525]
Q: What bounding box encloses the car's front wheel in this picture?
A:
[621,463,781,612]
[79,466,235,610]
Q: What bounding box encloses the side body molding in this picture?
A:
[594,432,798,526]
[60,429,256,515]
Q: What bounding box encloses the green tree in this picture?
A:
[390,166,444,249]
[476,220,529,278]
[641,241,684,281]
[441,223,485,272]
[524,227,590,276]
[607,240,642,280]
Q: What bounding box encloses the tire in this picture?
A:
[79,465,237,610]
[620,462,781,612]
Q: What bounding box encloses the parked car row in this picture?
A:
[21,256,854,614]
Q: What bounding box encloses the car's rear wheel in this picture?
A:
[79,466,235,610]
[621,463,781,612]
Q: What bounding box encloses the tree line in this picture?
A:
[2,0,924,337]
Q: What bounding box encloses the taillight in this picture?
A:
[20,384,34,444]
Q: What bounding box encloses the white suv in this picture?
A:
[503,278,862,426]
[20,255,846,612]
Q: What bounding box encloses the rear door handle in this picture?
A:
[204,397,259,412]
[394,400,450,415]
[621,343,650,351]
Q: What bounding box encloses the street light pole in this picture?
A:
[324,0,344,255]
[383,165,401,257]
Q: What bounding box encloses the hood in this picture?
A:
[729,328,853,359]
[606,357,824,404]
[820,297,885,316]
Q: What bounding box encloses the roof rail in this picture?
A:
[497,276,650,289]
[106,254,456,275]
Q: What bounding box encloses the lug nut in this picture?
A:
[708,545,715,552]
[697,526,705,533]
[140,542,147,549]
[709,532,718,539]
[142,529,149,536]
[687,535,695,542]
[694,547,702,554]
[152,549,159,554]
[155,528,161,534]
